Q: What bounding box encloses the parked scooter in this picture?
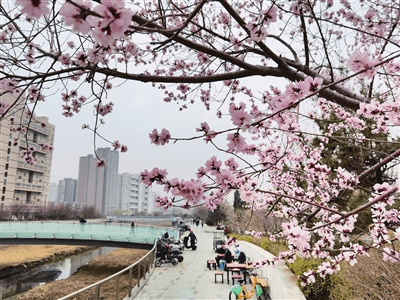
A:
[161,234,185,252]
[155,238,184,267]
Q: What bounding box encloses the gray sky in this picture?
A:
[36,79,235,194]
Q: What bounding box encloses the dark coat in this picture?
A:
[237,251,246,264]
[224,249,233,263]
[188,232,197,245]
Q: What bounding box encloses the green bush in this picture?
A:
[260,238,269,250]
[288,258,337,300]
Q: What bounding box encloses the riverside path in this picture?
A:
[129,225,306,300]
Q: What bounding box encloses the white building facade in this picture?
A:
[0,92,55,209]
[117,173,154,213]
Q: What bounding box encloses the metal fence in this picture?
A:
[58,242,157,300]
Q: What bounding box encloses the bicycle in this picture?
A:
[228,268,269,300]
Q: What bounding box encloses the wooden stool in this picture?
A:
[231,268,241,275]
[207,259,217,270]
[214,271,224,283]
[231,274,243,285]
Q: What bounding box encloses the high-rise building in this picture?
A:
[57,178,78,203]
[0,92,55,209]
[117,173,153,213]
[48,182,58,203]
[77,148,118,215]
[97,148,119,214]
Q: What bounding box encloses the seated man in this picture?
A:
[237,250,246,264]
[215,245,233,270]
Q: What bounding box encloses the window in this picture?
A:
[1,196,4,202]
[2,187,5,194]
[6,156,9,162]
[3,179,6,185]
[5,164,8,170]
[8,141,11,146]
[4,172,7,177]
[9,133,12,139]
[7,148,10,154]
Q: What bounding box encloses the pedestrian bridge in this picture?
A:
[0,222,179,249]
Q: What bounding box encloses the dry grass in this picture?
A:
[15,248,149,300]
[334,245,400,300]
[0,245,90,268]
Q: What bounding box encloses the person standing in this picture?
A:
[188,230,197,250]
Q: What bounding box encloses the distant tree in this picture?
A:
[233,190,246,210]
[207,205,227,226]
[192,206,209,220]
[311,112,400,231]
[81,206,98,219]
[0,208,11,221]
[9,204,29,221]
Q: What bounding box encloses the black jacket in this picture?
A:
[224,249,233,263]
[237,251,246,264]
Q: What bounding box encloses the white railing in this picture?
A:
[58,242,157,300]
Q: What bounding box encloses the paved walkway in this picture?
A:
[130,225,305,300]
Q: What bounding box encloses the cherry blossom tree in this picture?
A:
[2,0,400,284]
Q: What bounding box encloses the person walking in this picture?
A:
[188,230,197,250]
[79,217,87,232]
[130,221,135,235]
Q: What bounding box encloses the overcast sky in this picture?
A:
[35,78,238,194]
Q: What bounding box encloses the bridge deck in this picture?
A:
[0,222,179,248]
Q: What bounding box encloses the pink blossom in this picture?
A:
[59,54,71,65]
[261,6,278,25]
[16,0,50,19]
[140,168,168,186]
[347,51,378,78]
[112,140,121,150]
[87,0,134,45]
[227,132,247,152]
[149,128,171,146]
[0,102,10,115]
[95,102,114,116]
[154,196,172,210]
[96,158,107,168]
[60,0,92,34]
[121,145,128,153]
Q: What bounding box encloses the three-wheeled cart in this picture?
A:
[213,229,225,250]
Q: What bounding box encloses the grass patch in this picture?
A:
[228,233,289,256]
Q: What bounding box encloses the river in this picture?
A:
[0,247,116,299]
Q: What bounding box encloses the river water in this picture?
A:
[0,247,116,299]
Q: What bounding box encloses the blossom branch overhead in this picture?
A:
[3,0,400,283]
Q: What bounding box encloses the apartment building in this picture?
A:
[76,148,119,216]
[0,92,55,209]
[117,173,154,213]
[57,178,78,203]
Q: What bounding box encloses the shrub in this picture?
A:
[287,258,333,300]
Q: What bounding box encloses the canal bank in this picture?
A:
[13,247,149,300]
[0,246,116,299]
